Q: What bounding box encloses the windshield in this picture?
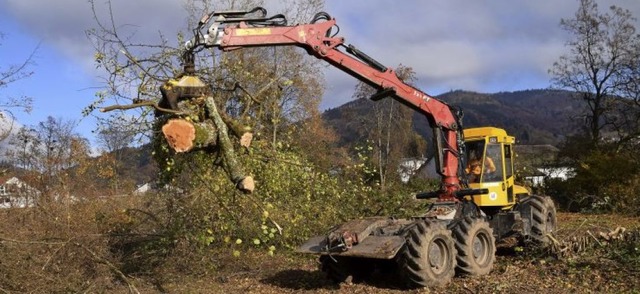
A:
[464,141,502,183]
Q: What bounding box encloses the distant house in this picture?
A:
[398,157,428,183]
[133,183,152,195]
[0,176,39,208]
[524,167,575,187]
[132,182,184,196]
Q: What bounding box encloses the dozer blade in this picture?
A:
[297,234,405,259]
[297,217,411,259]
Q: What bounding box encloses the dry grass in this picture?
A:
[0,196,156,293]
[1,195,638,294]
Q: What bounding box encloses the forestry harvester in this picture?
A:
[169,7,557,288]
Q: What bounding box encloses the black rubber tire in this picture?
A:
[452,216,496,276]
[396,220,457,288]
[319,255,374,284]
[319,255,353,284]
[521,195,557,244]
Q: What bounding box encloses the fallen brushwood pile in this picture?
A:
[547,226,640,258]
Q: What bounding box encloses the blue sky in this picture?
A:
[0,8,98,143]
[1,0,639,146]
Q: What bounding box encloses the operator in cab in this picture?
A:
[465,149,496,183]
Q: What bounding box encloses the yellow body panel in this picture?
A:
[463,127,515,144]
[513,184,530,197]
[468,182,511,206]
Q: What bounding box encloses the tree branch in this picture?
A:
[100,100,184,115]
[76,242,140,294]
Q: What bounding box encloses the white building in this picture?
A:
[398,157,428,183]
[524,167,575,187]
[0,176,39,208]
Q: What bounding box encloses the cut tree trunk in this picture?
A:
[204,96,254,193]
[161,118,217,152]
[159,98,254,194]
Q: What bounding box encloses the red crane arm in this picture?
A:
[193,15,464,200]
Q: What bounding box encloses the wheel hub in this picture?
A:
[429,238,449,274]
[472,231,490,265]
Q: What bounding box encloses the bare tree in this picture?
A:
[0,33,36,110]
[5,127,36,169]
[11,117,80,199]
[186,0,325,148]
[550,0,640,146]
[84,0,180,140]
[609,33,640,151]
[351,65,422,189]
[87,0,327,193]
[0,32,38,142]
[86,0,324,143]
[96,117,136,194]
[96,119,135,153]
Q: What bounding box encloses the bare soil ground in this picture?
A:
[153,213,640,294]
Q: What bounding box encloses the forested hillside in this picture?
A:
[323,89,582,148]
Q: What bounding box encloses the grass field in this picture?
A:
[159,212,640,294]
[1,211,638,293]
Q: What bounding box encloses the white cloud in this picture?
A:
[0,111,22,153]
[2,0,189,75]
[1,0,639,109]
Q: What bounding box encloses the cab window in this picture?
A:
[464,140,485,183]
[504,144,513,179]
[483,144,503,182]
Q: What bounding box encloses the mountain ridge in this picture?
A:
[323,88,582,147]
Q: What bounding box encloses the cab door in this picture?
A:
[463,127,518,207]
[467,142,515,207]
[503,143,515,204]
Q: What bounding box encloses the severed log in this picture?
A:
[161,118,218,153]
[239,132,253,148]
[204,96,254,193]
[158,100,254,193]
[218,110,253,147]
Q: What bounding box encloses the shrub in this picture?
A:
[149,135,434,257]
[546,148,640,215]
